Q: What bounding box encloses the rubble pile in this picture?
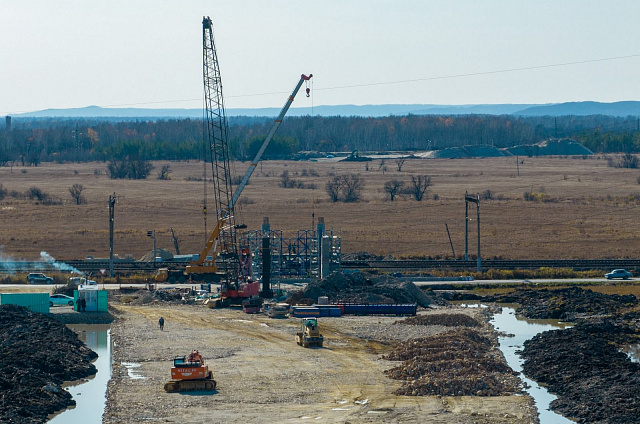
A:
[383,328,521,396]
[0,304,97,423]
[397,313,480,327]
[287,271,434,306]
[485,286,637,320]
[112,289,183,305]
[521,314,640,424]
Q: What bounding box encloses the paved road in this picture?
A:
[411,278,638,287]
[5,278,637,293]
[1,282,212,292]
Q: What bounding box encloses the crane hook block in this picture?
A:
[306,87,311,97]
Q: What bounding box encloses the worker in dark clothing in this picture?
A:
[81,298,86,312]
[159,316,165,331]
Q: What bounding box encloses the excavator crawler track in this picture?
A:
[164,373,217,392]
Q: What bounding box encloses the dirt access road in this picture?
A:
[103,303,537,424]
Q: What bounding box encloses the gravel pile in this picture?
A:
[0,305,97,423]
[333,315,450,343]
[383,327,521,397]
[286,271,434,306]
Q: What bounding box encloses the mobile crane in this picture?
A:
[158,16,312,301]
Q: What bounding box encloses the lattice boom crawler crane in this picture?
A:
[181,16,312,302]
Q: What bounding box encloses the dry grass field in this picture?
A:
[1,155,639,261]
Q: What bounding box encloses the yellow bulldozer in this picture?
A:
[295,318,324,348]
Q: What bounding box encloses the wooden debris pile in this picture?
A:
[383,328,521,396]
[396,313,480,327]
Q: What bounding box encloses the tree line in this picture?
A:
[2,114,640,167]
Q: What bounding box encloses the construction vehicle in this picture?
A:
[268,302,290,318]
[156,16,312,301]
[295,318,324,348]
[164,349,216,392]
[242,295,263,314]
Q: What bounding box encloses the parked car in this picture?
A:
[605,269,632,280]
[50,294,74,307]
[28,273,54,284]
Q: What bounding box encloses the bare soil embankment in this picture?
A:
[0,305,97,424]
[102,297,537,424]
[469,286,640,423]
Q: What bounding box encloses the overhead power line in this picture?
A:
[4,53,639,115]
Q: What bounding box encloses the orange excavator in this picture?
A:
[164,349,216,392]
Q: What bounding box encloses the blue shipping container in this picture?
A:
[291,307,320,317]
[313,305,342,317]
[339,303,417,316]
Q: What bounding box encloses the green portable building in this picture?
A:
[74,288,108,312]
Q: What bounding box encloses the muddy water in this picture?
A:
[488,305,574,424]
[48,325,111,424]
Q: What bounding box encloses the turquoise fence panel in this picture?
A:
[0,293,50,314]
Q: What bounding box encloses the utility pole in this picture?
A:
[464,192,481,271]
[108,193,116,277]
[171,227,180,255]
[445,223,456,259]
[147,230,157,261]
[464,193,469,261]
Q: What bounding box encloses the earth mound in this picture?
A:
[0,304,97,423]
[139,248,174,262]
[111,288,184,305]
[521,313,640,423]
[396,313,480,327]
[383,327,521,396]
[485,286,637,321]
[286,271,434,306]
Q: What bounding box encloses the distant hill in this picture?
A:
[513,101,640,117]
[10,101,640,120]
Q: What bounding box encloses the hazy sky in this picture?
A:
[2,1,640,115]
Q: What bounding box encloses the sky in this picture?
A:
[2,0,640,115]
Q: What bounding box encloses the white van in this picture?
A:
[69,277,87,286]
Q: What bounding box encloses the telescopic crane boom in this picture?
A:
[229,73,312,209]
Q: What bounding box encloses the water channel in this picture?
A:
[457,303,574,423]
[48,324,111,424]
[483,304,574,424]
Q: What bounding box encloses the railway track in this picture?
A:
[2,258,640,275]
